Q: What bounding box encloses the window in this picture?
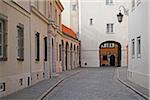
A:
[90,18,93,25]
[35,32,40,61]
[137,0,141,6]
[132,0,136,10]
[17,24,24,61]
[59,14,61,26]
[55,9,57,24]
[72,4,77,11]
[106,23,114,33]
[131,39,135,58]
[0,83,5,92]
[0,17,7,61]
[44,37,47,61]
[137,36,141,58]
[106,0,113,5]
[103,55,107,60]
[0,20,3,58]
[34,0,39,9]
[50,2,52,18]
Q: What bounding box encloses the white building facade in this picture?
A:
[80,0,129,67]
[128,0,150,92]
[60,0,79,34]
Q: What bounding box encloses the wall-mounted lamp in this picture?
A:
[117,5,129,23]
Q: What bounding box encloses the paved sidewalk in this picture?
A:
[1,69,81,100]
[117,67,149,100]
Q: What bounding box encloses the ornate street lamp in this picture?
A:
[117,5,129,23]
[117,11,124,23]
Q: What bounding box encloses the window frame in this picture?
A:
[137,36,141,58]
[90,18,93,25]
[106,23,114,33]
[17,23,24,61]
[0,20,4,58]
[35,32,40,61]
[106,0,113,5]
[131,39,135,58]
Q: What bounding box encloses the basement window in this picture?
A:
[0,83,5,92]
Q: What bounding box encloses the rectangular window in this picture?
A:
[132,0,136,10]
[35,32,40,61]
[55,9,57,24]
[44,37,47,61]
[0,83,5,92]
[90,18,93,25]
[0,20,3,58]
[0,16,7,61]
[50,2,52,18]
[106,23,114,33]
[17,24,24,61]
[106,0,113,5]
[59,14,61,26]
[131,39,135,58]
[103,55,107,60]
[137,36,141,58]
[72,4,77,11]
[34,0,39,9]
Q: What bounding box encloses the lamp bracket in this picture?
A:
[119,5,129,16]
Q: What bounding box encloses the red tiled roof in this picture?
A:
[62,24,77,39]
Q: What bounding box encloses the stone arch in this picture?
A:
[99,41,121,67]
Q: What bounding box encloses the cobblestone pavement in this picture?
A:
[44,67,144,100]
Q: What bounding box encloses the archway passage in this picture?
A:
[99,41,121,67]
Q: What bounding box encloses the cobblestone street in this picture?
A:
[44,67,144,100]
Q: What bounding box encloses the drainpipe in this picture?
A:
[29,0,32,85]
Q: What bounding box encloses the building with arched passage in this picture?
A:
[99,41,121,67]
[79,0,129,67]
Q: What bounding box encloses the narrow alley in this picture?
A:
[44,67,144,100]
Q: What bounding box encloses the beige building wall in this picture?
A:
[0,0,31,97]
[30,0,49,85]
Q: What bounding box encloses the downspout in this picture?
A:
[29,0,32,85]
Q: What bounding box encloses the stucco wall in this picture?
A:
[30,11,48,85]
[128,0,149,89]
[80,0,129,67]
[0,1,30,97]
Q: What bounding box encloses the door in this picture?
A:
[110,55,115,66]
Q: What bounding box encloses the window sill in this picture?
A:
[106,32,114,34]
[0,57,7,61]
[35,59,40,62]
[17,58,24,61]
[106,4,114,6]
[137,54,141,58]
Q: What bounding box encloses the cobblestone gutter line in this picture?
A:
[116,68,149,100]
[37,70,81,100]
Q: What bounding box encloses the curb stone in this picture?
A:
[116,68,149,100]
[37,70,81,100]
